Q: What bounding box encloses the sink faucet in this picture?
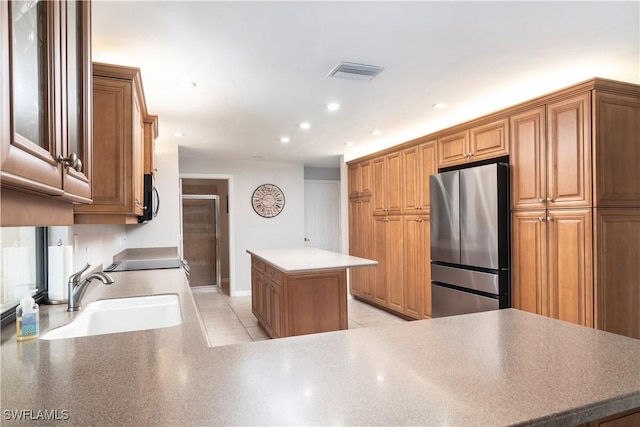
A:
[67,264,115,311]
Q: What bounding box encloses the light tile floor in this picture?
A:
[191,286,407,347]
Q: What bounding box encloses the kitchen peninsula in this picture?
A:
[2,268,640,425]
[247,247,377,338]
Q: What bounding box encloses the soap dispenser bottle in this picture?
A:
[16,296,39,341]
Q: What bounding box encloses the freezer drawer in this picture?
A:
[431,264,501,295]
[431,283,499,318]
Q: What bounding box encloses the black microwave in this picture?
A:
[138,174,160,223]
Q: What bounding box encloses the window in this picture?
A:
[0,227,47,324]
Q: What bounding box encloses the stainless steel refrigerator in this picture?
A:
[429,162,510,317]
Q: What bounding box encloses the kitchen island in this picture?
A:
[247,247,378,338]
[2,267,640,426]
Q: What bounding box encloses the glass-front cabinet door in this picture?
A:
[61,0,92,201]
[0,0,91,202]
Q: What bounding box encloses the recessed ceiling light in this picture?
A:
[344,141,354,147]
[371,129,382,135]
[327,103,340,112]
[173,132,185,137]
[433,103,447,109]
[299,122,311,130]
[177,80,196,88]
[280,136,290,143]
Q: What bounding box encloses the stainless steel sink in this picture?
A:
[40,294,182,340]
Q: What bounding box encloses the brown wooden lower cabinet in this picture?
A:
[350,214,430,320]
[250,257,348,338]
[577,407,640,427]
[372,216,403,310]
[403,215,431,319]
[594,208,640,339]
[511,209,593,327]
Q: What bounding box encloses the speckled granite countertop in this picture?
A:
[247,247,377,272]
[2,267,639,426]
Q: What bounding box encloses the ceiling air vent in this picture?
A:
[327,62,384,81]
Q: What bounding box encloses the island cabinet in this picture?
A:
[510,81,640,338]
[248,248,376,339]
[437,118,509,168]
[251,258,283,338]
[1,0,93,226]
[74,63,154,224]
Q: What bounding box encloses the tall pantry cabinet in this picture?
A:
[348,78,640,339]
[510,80,640,339]
[348,137,436,319]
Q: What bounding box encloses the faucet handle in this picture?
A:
[68,263,91,284]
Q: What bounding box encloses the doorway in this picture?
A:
[180,178,230,293]
[181,195,220,287]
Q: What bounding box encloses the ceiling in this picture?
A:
[91,1,639,168]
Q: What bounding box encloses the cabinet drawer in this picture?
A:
[252,258,266,272]
[265,265,284,284]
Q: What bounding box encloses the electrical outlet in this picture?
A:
[73,234,79,254]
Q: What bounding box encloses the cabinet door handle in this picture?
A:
[538,198,544,203]
[468,152,474,157]
[57,153,82,172]
[547,216,553,222]
[547,197,554,202]
[538,217,545,222]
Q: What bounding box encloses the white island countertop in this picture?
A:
[246,247,377,273]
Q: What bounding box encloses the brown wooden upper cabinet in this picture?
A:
[348,160,372,199]
[402,139,437,214]
[437,118,508,168]
[372,152,402,215]
[593,92,640,207]
[511,93,591,210]
[1,0,92,225]
[144,115,158,175]
[74,63,153,224]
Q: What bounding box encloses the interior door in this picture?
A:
[181,195,220,287]
[304,180,340,251]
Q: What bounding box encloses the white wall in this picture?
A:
[49,224,127,272]
[180,156,305,295]
[126,145,181,249]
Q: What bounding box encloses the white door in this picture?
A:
[304,180,340,251]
